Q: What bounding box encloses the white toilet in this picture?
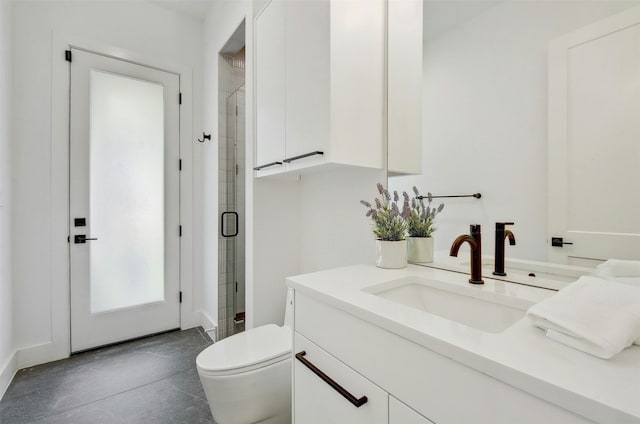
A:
[196,288,294,424]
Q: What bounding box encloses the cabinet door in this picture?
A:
[390,396,435,424]
[294,333,388,424]
[387,0,422,175]
[284,0,329,170]
[255,0,286,175]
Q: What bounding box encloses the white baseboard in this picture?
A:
[17,341,68,370]
[198,310,217,342]
[0,350,17,400]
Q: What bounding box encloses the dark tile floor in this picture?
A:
[0,328,215,424]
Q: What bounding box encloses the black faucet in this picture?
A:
[450,224,483,284]
[493,222,516,276]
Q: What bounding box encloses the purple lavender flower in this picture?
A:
[402,202,411,219]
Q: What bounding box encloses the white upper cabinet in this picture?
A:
[255,0,286,176]
[387,0,423,176]
[284,0,330,172]
[255,0,405,177]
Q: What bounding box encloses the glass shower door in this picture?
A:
[219,85,245,339]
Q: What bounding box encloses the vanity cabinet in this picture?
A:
[389,397,435,424]
[255,0,411,177]
[291,289,596,424]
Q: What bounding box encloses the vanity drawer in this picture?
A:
[293,332,388,424]
[390,396,435,424]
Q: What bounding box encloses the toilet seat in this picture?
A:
[196,324,291,377]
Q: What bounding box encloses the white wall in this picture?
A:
[201,0,252,332]
[0,0,16,398]
[391,0,640,262]
[11,0,202,367]
[253,178,300,327]
[251,166,385,328]
[299,167,386,273]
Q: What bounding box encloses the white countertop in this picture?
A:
[286,264,640,424]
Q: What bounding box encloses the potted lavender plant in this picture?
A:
[361,183,410,269]
[407,186,444,263]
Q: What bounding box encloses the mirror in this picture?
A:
[389,0,640,279]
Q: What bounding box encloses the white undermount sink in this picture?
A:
[364,276,532,333]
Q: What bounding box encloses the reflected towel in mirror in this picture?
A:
[596,259,640,278]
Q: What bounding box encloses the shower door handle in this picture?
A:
[221,211,239,238]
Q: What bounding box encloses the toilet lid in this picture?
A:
[197,324,291,375]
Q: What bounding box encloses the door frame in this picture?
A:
[32,32,196,365]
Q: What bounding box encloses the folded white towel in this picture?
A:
[526,276,640,359]
[596,259,640,278]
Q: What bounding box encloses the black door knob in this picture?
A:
[551,237,573,247]
[74,235,98,244]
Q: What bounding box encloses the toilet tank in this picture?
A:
[283,288,294,329]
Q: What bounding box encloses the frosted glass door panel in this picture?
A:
[89,70,165,313]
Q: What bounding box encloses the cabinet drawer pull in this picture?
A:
[283,151,324,163]
[295,351,368,408]
[253,161,283,171]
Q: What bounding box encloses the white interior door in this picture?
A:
[548,6,640,266]
[69,48,180,352]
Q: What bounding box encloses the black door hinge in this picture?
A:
[179,93,182,105]
[67,235,70,243]
[179,225,182,237]
[65,50,72,62]
[179,159,182,171]
[179,291,183,303]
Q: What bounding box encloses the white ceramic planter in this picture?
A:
[376,239,408,269]
[408,237,434,263]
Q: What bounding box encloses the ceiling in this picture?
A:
[423,0,501,40]
[148,1,499,35]
[149,0,213,20]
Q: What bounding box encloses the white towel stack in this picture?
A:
[595,259,640,285]
[526,276,640,359]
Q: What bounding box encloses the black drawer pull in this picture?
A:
[295,351,368,408]
[283,151,324,163]
[253,161,283,171]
